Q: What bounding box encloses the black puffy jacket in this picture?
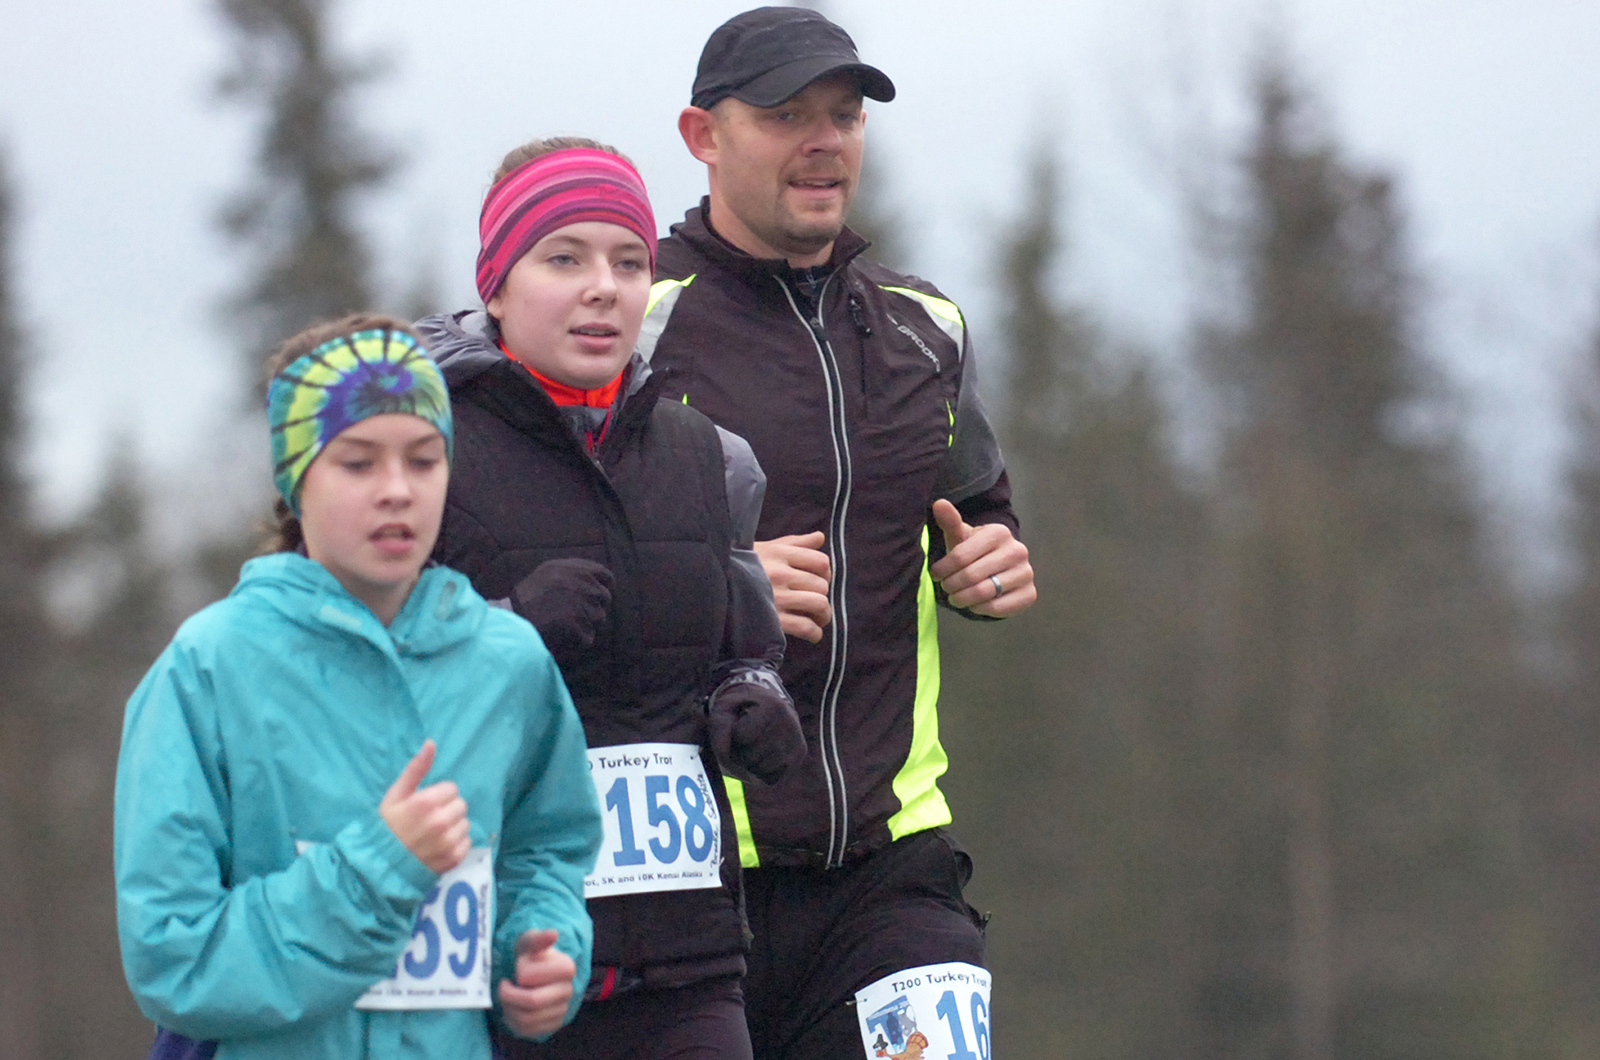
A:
[421,310,783,983]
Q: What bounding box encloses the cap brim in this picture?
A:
[729,56,896,108]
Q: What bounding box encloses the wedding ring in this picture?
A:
[990,575,1005,598]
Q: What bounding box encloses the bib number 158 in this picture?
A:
[605,773,716,866]
[585,743,722,898]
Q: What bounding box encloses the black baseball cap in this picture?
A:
[690,6,896,111]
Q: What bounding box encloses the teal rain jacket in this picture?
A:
[114,554,602,1060]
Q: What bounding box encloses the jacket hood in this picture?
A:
[233,552,487,658]
[416,309,653,398]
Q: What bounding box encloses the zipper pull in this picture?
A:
[848,293,873,337]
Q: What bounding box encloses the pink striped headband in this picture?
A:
[476,148,657,304]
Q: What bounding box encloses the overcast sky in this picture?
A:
[4,0,1599,578]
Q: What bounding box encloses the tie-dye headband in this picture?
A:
[476,147,657,304]
[268,328,453,516]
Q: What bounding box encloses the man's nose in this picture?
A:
[802,116,844,153]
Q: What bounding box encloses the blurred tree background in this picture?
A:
[1,4,1599,1059]
[939,56,1595,1060]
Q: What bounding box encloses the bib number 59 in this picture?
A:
[355,846,493,1010]
[399,879,480,980]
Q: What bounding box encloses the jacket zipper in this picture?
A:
[776,274,853,868]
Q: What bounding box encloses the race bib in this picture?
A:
[355,847,494,1010]
[856,962,992,1060]
[585,742,722,898]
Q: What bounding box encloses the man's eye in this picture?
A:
[548,253,579,266]
[617,258,646,272]
[340,460,372,472]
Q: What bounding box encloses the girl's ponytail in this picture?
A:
[262,496,304,555]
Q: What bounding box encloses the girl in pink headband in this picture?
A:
[476,147,657,307]
[472,145,658,414]
[419,139,804,1060]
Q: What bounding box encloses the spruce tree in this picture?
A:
[203,0,399,597]
[0,146,183,1060]
[1197,60,1542,1060]
[1547,251,1600,1036]
[0,140,48,1060]
[1563,301,1600,692]
[940,144,1212,1060]
[38,451,174,1056]
[215,0,395,370]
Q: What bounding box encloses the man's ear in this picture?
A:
[679,106,719,164]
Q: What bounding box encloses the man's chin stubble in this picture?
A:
[775,222,842,257]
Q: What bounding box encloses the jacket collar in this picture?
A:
[444,333,673,471]
[235,553,485,658]
[669,197,871,280]
[417,309,656,401]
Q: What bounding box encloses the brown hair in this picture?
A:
[489,136,634,188]
[258,312,423,554]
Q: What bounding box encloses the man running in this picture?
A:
[640,8,1037,1058]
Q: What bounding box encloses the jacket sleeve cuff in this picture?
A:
[331,811,437,906]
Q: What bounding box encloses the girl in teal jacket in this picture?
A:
[114,316,603,1060]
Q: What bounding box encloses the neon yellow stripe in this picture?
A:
[887,527,953,839]
[647,276,694,313]
[639,277,697,365]
[724,777,760,867]
[879,285,966,349]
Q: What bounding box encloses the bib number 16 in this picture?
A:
[856,962,991,1060]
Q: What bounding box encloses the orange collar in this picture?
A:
[499,342,624,408]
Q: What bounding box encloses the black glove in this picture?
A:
[708,669,807,786]
[512,559,614,664]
